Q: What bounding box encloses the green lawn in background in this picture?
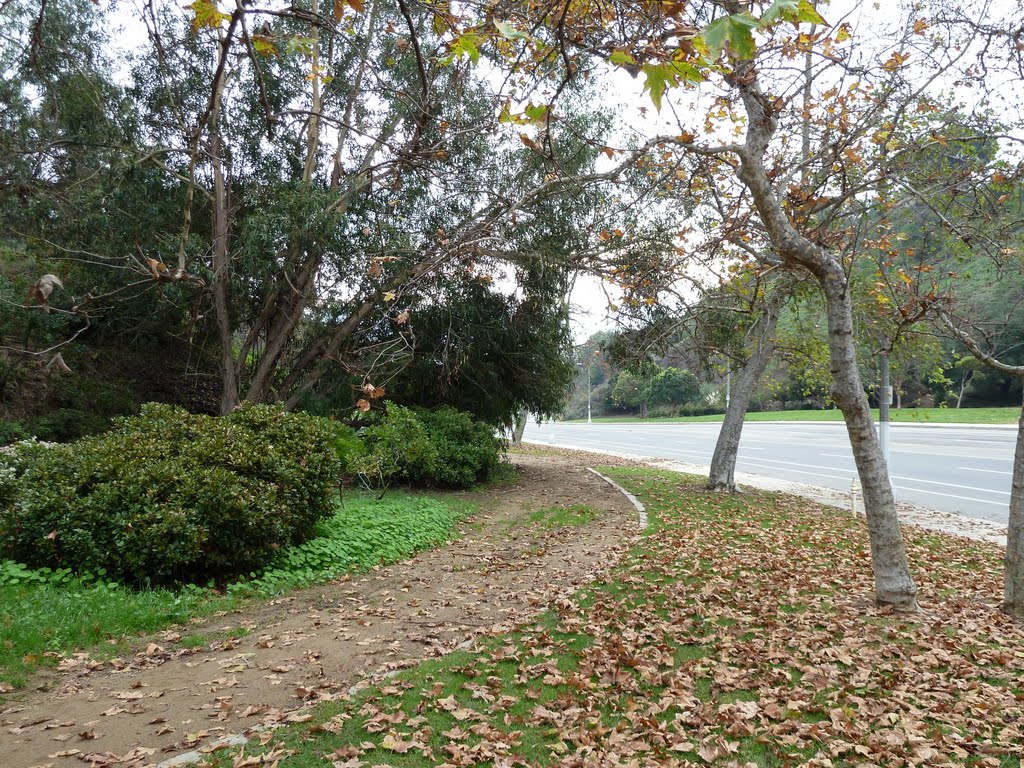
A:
[562,405,1019,425]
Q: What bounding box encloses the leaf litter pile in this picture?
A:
[231,467,1024,768]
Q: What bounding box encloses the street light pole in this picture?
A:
[879,351,891,469]
[587,359,593,424]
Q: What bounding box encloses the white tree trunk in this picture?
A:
[708,304,780,492]
[512,409,528,446]
[729,63,918,610]
[818,273,918,610]
[1003,397,1024,615]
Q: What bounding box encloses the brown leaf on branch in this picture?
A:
[519,133,541,152]
[146,258,169,279]
[46,353,72,374]
[26,273,63,311]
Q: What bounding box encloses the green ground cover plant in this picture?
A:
[564,406,1019,425]
[0,490,469,689]
[225,468,1022,767]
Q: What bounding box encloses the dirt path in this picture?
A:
[0,455,642,768]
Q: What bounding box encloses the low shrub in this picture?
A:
[353,404,438,487]
[352,403,504,489]
[0,403,344,586]
[0,420,27,447]
[417,406,504,487]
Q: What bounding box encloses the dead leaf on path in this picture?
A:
[77,751,120,767]
[111,691,144,701]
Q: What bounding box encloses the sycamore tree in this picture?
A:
[480,0,1022,609]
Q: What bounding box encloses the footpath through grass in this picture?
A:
[228,468,1023,768]
[0,490,470,689]
[566,405,1019,425]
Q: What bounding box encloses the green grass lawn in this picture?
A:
[564,405,1020,425]
[0,490,471,689]
[221,468,1022,768]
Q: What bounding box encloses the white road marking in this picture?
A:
[957,466,1012,475]
[736,455,855,474]
[738,460,854,483]
[892,485,1007,507]
[890,475,1009,496]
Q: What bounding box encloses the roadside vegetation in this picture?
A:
[0,402,502,688]
[216,467,1022,768]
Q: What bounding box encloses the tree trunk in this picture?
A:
[819,272,918,610]
[210,126,237,414]
[640,401,648,419]
[512,409,528,446]
[707,303,780,492]
[956,370,973,408]
[729,62,918,610]
[1003,395,1024,616]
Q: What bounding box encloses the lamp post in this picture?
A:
[587,358,593,424]
[879,351,891,468]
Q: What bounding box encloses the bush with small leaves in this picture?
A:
[0,403,344,586]
[0,421,27,447]
[353,404,438,487]
[417,407,504,487]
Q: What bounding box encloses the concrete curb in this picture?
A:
[155,733,251,768]
[586,467,648,529]
[550,421,1018,430]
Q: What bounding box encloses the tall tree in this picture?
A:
[490,0,1022,608]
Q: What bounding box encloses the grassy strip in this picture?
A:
[0,490,470,689]
[563,406,1019,425]
[227,468,1022,767]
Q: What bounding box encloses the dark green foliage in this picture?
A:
[353,404,439,487]
[25,408,112,442]
[650,367,701,407]
[417,407,504,487]
[380,279,577,428]
[0,421,27,447]
[0,403,343,586]
[353,403,504,489]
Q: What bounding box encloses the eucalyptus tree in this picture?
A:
[4,0,656,416]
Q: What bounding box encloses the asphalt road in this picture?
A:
[522,420,1018,525]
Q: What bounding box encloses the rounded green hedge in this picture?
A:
[0,403,343,586]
